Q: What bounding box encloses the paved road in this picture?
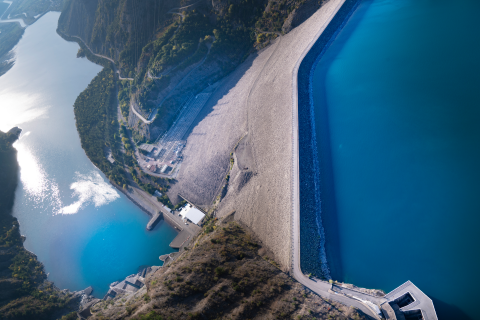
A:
[133,42,211,124]
[0,0,26,27]
[68,34,134,81]
[168,0,202,16]
[134,1,213,124]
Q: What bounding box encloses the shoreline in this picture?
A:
[56,26,199,247]
[293,1,439,318]
[292,1,440,319]
[110,180,185,232]
[295,0,360,279]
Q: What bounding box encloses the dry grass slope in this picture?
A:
[89,215,366,320]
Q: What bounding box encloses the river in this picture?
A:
[0,12,177,298]
[312,0,480,319]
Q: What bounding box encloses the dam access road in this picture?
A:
[165,0,437,318]
[167,0,354,272]
[164,0,378,318]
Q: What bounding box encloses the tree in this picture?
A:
[257,33,266,43]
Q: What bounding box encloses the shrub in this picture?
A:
[60,312,78,320]
[215,267,226,276]
[137,310,164,320]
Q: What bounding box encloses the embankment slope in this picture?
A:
[168,0,347,271]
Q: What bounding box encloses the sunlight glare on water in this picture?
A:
[0,13,178,297]
[59,171,120,215]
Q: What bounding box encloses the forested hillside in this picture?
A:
[58,0,181,75]
[58,0,323,141]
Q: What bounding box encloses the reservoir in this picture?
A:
[0,12,177,298]
[312,0,480,319]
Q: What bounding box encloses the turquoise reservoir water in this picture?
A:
[312,0,480,319]
[0,13,177,298]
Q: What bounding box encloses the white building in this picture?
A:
[179,204,205,225]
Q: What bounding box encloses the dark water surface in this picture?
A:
[312,0,480,319]
[0,12,177,298]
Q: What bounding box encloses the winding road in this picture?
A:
[135,2,211,124]
[67,34,134,81]
[0,0,26,27]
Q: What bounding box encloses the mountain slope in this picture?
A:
[58,0,323,142]
[88,215,368,320]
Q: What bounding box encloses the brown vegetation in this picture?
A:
[89,216,366,320]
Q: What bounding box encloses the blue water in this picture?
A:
[0,12,177,298]
[312,0,480,319]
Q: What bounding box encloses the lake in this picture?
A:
[0,12,177,298]
[312,0,480,319]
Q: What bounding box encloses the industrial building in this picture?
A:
[178,204,205,225]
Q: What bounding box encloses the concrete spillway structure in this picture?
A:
[382,281,437,320]
[146,212,162,230]
[330,281,437,320]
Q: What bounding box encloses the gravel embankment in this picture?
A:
[168,0,346,271]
